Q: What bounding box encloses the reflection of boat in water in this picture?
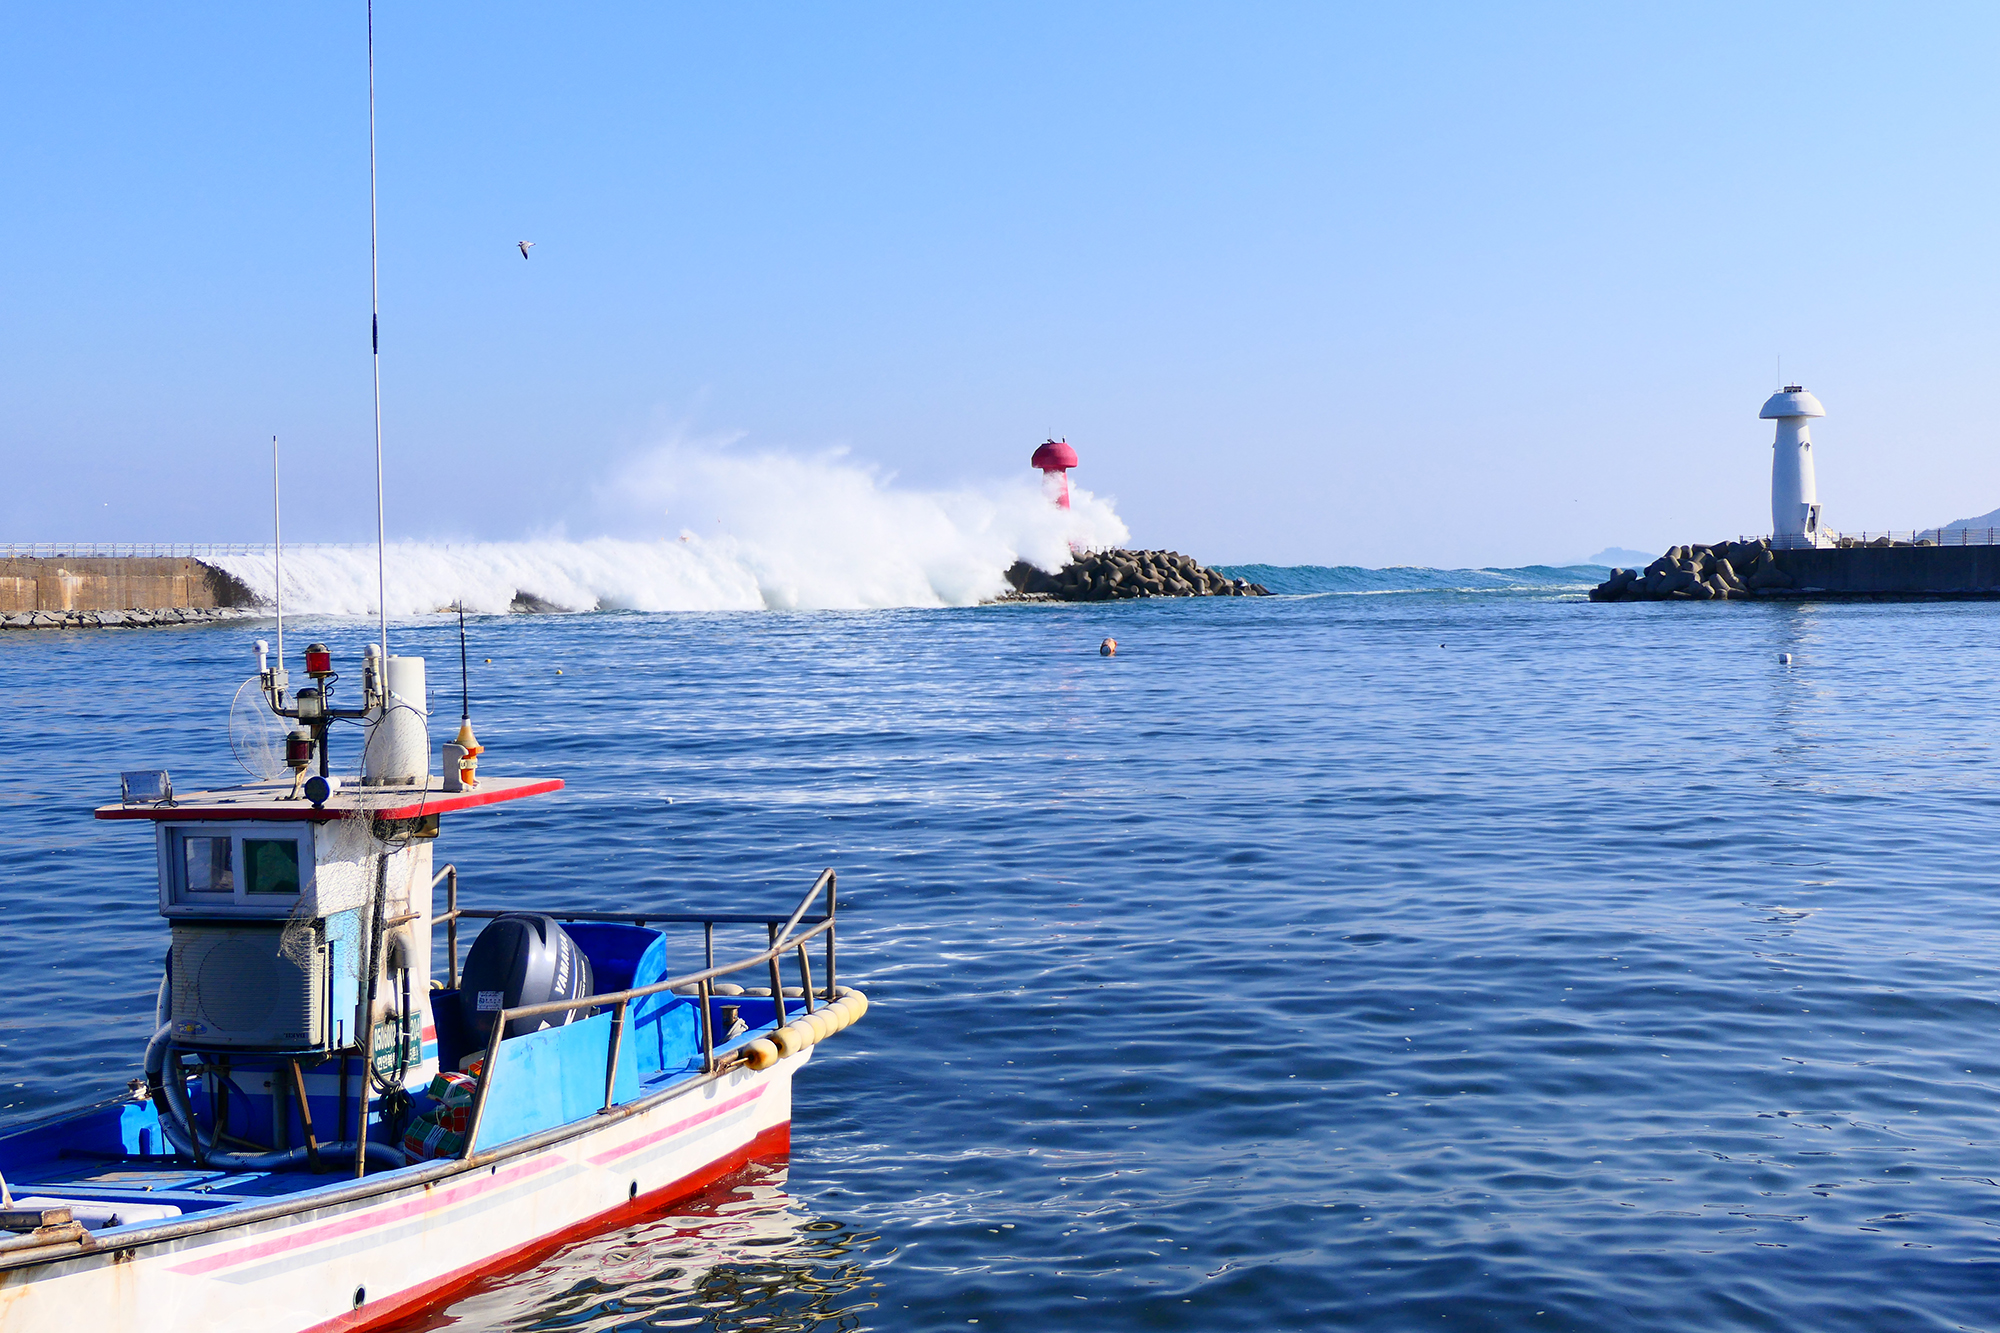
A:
[0,657,866,1330]
[416,1160,881,1331]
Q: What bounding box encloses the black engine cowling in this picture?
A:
[458,914,594,1042]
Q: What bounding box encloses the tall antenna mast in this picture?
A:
[367,0,388,664]
[272,435,284,672]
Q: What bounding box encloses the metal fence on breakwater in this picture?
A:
[1758,529,2000,550]
[1,543,362,559]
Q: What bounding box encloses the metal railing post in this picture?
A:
[459,1014,508,1159]
[767,923,788,1027]
[603,1000,627,1111]
[796,945,815,1013]
[699,977,715,1073]
[444,865,459,989]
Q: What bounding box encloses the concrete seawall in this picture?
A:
[0,557,258,615]
[1592,541,2000,602]
[1769,544,2000,596]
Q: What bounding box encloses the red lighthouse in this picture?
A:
[1031,437,1079,510]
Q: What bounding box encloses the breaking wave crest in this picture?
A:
[208,444,1130,615]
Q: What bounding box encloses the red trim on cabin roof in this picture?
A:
[369,778,565,820]
[93,776,565,822]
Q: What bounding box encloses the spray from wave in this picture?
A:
[207,442,1129,615]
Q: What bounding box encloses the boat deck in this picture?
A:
[0,1000,795,1234]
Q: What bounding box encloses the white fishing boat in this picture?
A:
[0,642,862,1331]
[0,7,865,1326]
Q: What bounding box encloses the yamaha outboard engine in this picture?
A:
[458,914,594,1042]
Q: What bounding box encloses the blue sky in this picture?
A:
[5,3,1998,567]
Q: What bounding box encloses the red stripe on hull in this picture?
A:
[300,1121,792,1333]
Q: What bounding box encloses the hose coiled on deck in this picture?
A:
[143,1023,404,1172]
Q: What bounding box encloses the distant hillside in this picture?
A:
[1580,546,1656,567]
[1911,508,2000,543]
[1942,507,2000,531]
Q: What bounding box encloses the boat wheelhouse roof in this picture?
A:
[95,775,563,824]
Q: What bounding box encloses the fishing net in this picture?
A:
[227,677,289,782]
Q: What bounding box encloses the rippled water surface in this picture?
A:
[8,588,2000,1332]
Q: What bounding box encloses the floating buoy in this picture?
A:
[1779,653,1792,665]
[555,668,563,675]
[1100,638,1117,657]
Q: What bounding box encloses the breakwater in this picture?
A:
[0,557,256,618]
[3,606,259,630]
[1004,549,1270,601]
[1591,538,2000,601]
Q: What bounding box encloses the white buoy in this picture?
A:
[1760,386,1828,548]
[1779,653,1793,665]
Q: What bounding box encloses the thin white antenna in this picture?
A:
[272,435,284,672]
[367,0,388,664]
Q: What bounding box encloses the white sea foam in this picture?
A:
[207,442,1128,615]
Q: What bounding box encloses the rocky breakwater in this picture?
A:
[1004,549,1270,601]
[2,606,259,630]
[1589,539,1795,602]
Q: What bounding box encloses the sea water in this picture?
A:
[7,579,2000,1332]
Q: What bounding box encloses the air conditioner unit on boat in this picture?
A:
[169,923,328,1050]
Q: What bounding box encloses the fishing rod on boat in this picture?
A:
[444,602,483,791]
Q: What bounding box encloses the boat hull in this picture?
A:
[0,1056,803,1333]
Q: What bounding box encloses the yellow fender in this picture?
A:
[741,987,870,1066]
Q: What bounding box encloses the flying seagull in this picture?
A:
[517,240,535,259]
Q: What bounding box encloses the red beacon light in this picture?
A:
[303,642,333,677]
[1031,437,1079,510]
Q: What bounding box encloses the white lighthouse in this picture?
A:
[1760,385,1828,548]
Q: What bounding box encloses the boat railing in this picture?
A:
[434,867,840,1160]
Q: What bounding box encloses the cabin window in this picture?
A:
[180,836,234,897]
[163,826,312,913]
[243,838,302,896]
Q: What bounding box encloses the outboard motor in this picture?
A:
[458,914,594,1042]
